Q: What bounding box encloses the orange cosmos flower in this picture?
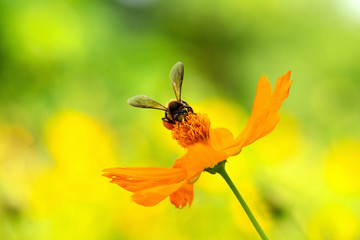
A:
[103,70,293,208]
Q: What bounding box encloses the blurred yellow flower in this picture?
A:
[308,204,360,240]
[325,140,360,195]
[29,111,119,240]
[45,110,116,172]
[0,124,36,209]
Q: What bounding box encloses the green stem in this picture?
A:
[214,161,270,240]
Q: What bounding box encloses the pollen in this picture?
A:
[171,113,211,148]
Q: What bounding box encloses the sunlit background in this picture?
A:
[1,0,360,239]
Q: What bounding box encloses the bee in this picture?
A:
[127,62,194,125]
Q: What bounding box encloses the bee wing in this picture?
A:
[127,95,167,111]
[169,62,184,101]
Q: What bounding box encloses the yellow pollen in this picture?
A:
[171,113,210,148]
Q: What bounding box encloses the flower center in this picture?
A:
[171,113,210,148]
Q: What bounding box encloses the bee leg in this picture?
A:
[184,105,194,114]
[180,109,190,122]
[162,117,174,124]
[182,115,188,123]
[173,115,181,128]
[162,117,175,130]
[185,110,189,120]
[182,101,194,112]
[173,113,180,127]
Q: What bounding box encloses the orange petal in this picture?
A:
[270,71,293,112]
[109,177,167,192]
[224,71,293,154]
[103,167,184,179]
[170,183,194,208]
[180,143,228,178]
[103,167,186,196]
[210,128,235,151]
[132,180,187,207]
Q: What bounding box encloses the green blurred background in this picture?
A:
[1,0,359,239]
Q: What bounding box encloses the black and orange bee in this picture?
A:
[127,62,194,126]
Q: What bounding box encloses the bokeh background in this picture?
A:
[1,0,360,239]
